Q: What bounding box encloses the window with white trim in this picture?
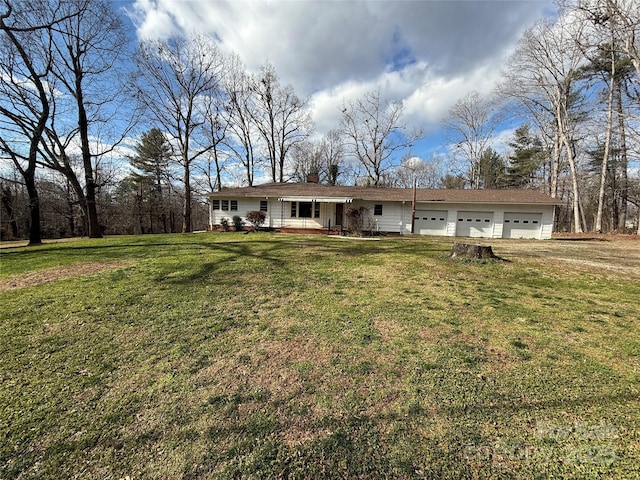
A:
[374,204,383,216]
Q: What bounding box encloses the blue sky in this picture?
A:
[118,0,556,167]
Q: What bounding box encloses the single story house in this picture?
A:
[208,182,560,239]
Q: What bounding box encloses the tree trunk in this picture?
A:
[24,172,42,245]
[450,243,499,260]
[214,148,222,192]
[595,38,616,233]
[560,130,582,233]
[75,67,102,238]
[65,180,76,236]
[616,78,628,230]
[1,186,19,239]
[182,161,192,233]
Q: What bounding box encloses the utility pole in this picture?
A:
[411,176,417,234]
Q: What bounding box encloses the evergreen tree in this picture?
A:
[441,174,466,189]
[130,128,172,233]
[506,124,544,188]
[478,147,507,189]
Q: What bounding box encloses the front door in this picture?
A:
[335,204,344,227]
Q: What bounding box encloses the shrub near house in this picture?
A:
[246,211,267,231]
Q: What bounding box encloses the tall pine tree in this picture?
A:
[130,129,172,233]
[506,124,544,189]
[478,147,507,189]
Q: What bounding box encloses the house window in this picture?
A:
[222,200,229,210]
[298,202,312,218]
[260,200,268,212]
[374,204,383,216]
[290,201,320,218]
[212,200,220,210]
[230,200,238,211]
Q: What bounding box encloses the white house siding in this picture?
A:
[352,200,411,234]
[210,198,262,227]
[209,197,293,229]
[209,196,555,239]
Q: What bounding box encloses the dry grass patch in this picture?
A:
[375,318,414,344]
[489,237,640,278]
[195,336,337,445]
[0,261,129,292]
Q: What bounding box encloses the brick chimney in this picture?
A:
[306,173,319,184]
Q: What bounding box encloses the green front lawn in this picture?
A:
[1,233,638,479]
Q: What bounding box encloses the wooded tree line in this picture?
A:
[1,0,639,243]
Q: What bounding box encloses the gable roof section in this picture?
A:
[209,182,561,205]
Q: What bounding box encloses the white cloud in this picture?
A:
[128,0,555,152]
[128,0,182,39]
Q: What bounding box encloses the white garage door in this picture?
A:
[502,212,542,239]
[415,210,448,235]
[456,211,494,238]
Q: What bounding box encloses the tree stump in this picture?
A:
[450,242,498,259]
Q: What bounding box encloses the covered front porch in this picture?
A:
[275,195,353,232]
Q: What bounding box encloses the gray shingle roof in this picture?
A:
[209,182,561,205]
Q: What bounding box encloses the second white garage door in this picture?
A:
[502,212,542,239]
[456,211,494,237]
[415,210,448,235]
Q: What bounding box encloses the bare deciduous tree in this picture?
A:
[223,54,259,186]
[443,91,503,189]
[340,88,422,186]
[290,129,346,185]
[575,0,638,232]
[605,0,640,83]
[251,62,313,183]
[134,34,224,232]
[500,16,589,232]
[44,0,131,238]
[391,155,444,189]
[0,0,64,244]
